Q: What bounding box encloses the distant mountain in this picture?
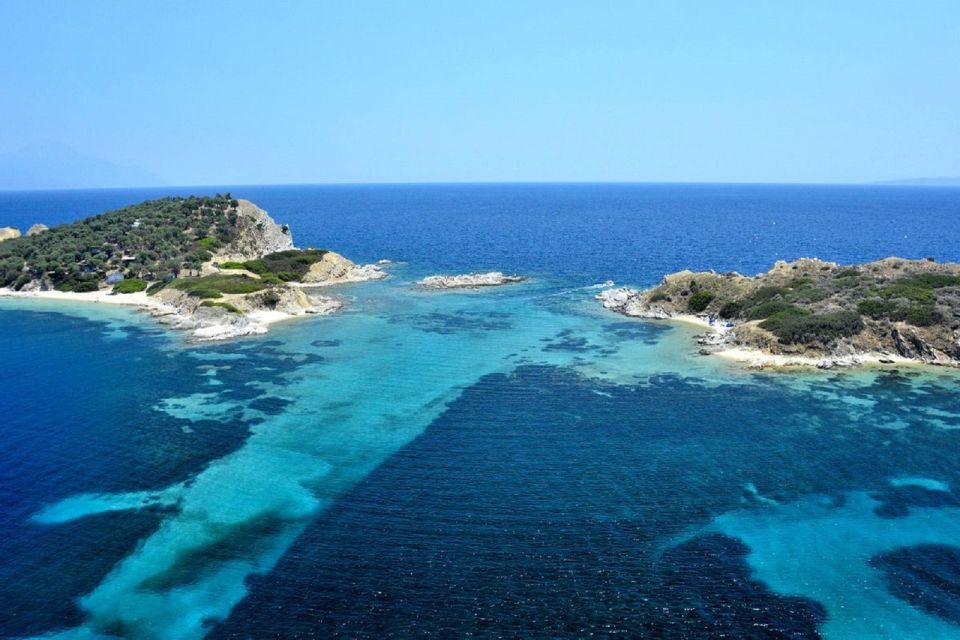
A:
[0,142,165,190]
[875,177,960,187]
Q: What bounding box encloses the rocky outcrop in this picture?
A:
[153,286,341,342]
[0,227,21,242]
[26,224,48,236]
[214,199,294,263]
[416,272,527,290]
[300,251,387,285]
[599,258,960,369]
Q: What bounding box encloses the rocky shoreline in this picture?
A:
[599,257,960,370]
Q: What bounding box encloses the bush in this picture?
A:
[219,261,248,270]
[13,274,31,290]
[902,305,942,327]
[240,259,271,275]
[878,283,935,303]
[834,268,861,278]
[196,237,222,251]
[687,291,716,312]
[146,281,167,295]
[201,300,242,314]
[761,310,864,344]
[718,300,744,319]
[261,290,281,307]
[113,278,148,293]
[168,274,268,296]
[746,286,787,304]
[56,279,100,293]
[187,288,223,299]
[745,301,804,321]
[648,291,668,303]
[858,298,899,319]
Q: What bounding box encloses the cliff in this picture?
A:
[600,258,960,368]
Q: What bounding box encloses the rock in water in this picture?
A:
[416,272,527,289]
[0,227,21,242]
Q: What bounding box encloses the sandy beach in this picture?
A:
[0,287,309,338]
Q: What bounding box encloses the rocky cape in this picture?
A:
[0,197,387,341]
[599,257,960,369]
[416,272,527,290]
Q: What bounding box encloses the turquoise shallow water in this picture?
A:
[1,184,960,639]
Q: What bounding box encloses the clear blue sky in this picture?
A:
[1,1,958,188]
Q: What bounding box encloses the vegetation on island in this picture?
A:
[112,278,149,294]
[218,249,329,282]
[0,194,241,291]
[609,257,960,363]
[0,195,335,307]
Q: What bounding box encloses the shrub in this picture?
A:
[146,281,167,295]
[261,290,281,307]
[168,274,268,296]
[648,291,668,303]
[834,268,861,278]
[56,279,100,293]
[196,237,222,250]
[718,300,744,319]
[745,301,804,321]
[73,281,100,293]
[747,285,787,303]
[858,298,899,319]
[687,290,716,312]
[240,259,271,275]
[902,305,941,327]
[113,278,148,293]
[761,310,864,344]
[187,288,223,299]
[878,283,935,303]
[201,300,242,314]
[251,249,329,282]
[897,273,960,289]
[13,274,31,290]
[219,261,248,270]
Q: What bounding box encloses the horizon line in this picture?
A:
[3,179,960,194]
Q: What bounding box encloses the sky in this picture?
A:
[1,1,958,189]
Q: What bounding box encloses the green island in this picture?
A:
[0,196,386,340]
[599,257,960,368]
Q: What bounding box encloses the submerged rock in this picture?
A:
[416,272,527,289]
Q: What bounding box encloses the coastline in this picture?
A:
[635,313,945,371]
[0,287,309,339]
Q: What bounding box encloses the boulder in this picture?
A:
[26,224,48,236]
[0,227,21,242]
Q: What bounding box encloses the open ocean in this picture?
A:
[2,183,960,639]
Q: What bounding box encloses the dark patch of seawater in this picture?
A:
[211,365,960,638]
[0,309,324,637]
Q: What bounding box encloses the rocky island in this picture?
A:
[0,194,386,340]
[416,272,527,289]
[599,257,960,369]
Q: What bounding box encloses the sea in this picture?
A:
[1,183,959,639]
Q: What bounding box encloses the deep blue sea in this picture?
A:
[1,183,960,639]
